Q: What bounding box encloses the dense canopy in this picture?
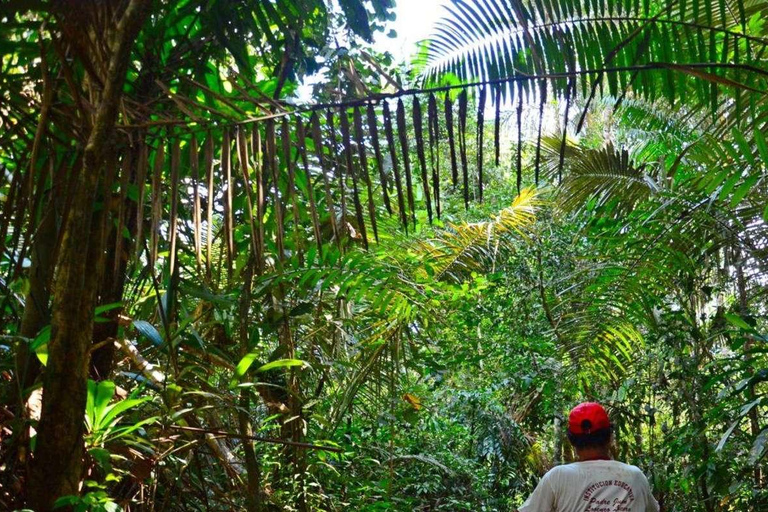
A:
[1,0,767,511]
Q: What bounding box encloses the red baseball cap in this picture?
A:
[568,402,611,434]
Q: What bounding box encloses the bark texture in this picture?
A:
[27,1,152,509]
[15,203,56,398]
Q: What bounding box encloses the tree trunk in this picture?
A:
[238,257,263,512]
[735,251,763,489]
[553,415,563,466]
[90,158,139,380]
[14,201,57,399]
[27,1,152,509]
[9,197,57,505]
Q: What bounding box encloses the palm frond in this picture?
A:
[418,0,768,111]
[414,187,541,283]
[540,136,660,214]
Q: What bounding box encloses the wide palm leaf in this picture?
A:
[418,0,768,112]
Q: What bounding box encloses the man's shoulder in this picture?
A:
[616,461,651,479]
[612,461,645,472]
[600,461,652,485]
[546,460,647,475]
[542,463,576,476]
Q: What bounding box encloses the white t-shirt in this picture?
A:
[519,460,660,512]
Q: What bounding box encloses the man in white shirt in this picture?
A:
[518,402,660,512]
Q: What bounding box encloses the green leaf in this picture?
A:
[104,501,122,512]
[133,320,163,347]
[754,128,768,166]
[107,416,159,442]
[88,447,112,472]
[732,129,756,167]
[338,0,373,41]
[86,380,116,432]
[716,418,741,451]
[53,496,80,508]
[749,428,768,465]
[31,325,51,366]
[94,302,123,318]
[235,351,261,377]
[724,313,753,331]
[100,397,150,429]
[730,174,759,208]
[255,358,308,372]
[740,397,762,417]
[718,172,742,200]
[289,302,313,317]
[702,168,730,195]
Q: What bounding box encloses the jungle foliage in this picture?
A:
[0,0,767,511]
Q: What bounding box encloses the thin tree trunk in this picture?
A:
[238,257,262,512]
[15,201,57,399]
[553,415,563,466]
[735,250,763,489]
[688,324,714,512]
[27,1,152,509]
[90,147,140,380]
[11,197,57,501]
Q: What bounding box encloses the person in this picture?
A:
[518,402,660,512]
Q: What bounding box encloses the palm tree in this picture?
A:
[418,1,768,507]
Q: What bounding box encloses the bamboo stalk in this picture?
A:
[458,90,469,209]
[516,90,523,194]
[266,120,285,261]
[282,118,303,263]
[412,97,433,224]
[169,139,180,275]
[340,109,368,249]
[427,94,441,219]
[296,118,323,254]
[253,127,266,274]
[444,94,458,188]
[494,86,501,167]
[190,134,202,270]
[476,86,486,203]
[150,140,165,269]
[353,106,379,243]
[310,113,340,248]
[382,101,408,231]
[222,130,234,275]
[326,111,347,239]
[204,132,215,276]
[130,147,145,260]
[236,126,258,257]
[396,99,416,229]
[114,149,132,277]
[534,80,547,185]
[366,103,392,215]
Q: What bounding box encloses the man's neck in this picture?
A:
[575,447,612,462]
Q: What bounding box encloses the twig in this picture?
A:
[169,425,344,452]
[114,337,166,385]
